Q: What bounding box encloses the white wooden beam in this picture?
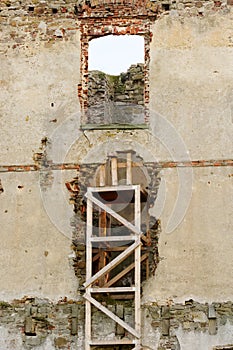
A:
[126,152,132,185]
[111,157,118,185]
[90,287,136,293]
[90,235,136,242]
[86,198,93,280]
[85,198,92,350]
[99,164,106,186]
[85,294,91,350]
[134,185,141,341]
[87,185,137,192]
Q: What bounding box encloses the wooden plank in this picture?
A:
[99,164,106,186]
[84,293,140,338]
[134,185,141,229]
[104,253,148,288]
[93,246,148,252]
[85,198,92,350]
[135,242,141,336]
[86,192,142,236]
[111,157,118,185]
[90,339,136,345]
[99,209,107,286]
[92,253,100,262]
[126,152,132,185]
[90,287,136,293]
[134,185,141,341]
[84,241,141,288]
[87,185,137,192]
[141,233,150,245]
[85,296,91,350]
[91,235,136,242]
[86,198,93,280]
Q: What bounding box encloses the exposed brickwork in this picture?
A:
[78,17,152,124]
[0,159,232,173]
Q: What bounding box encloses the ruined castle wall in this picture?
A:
[0,1,233,349]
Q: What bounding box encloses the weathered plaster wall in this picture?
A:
[0,34,81,165]
[0,171,78,301]
[144,166,233,303]
[150,13,233,160]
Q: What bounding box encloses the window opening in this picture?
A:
[87,35,145,126]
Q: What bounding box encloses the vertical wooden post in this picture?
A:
[99,164,106,187]
[134,185,141,347]
[85,196,93,350]
[98,210,107,286]
[111,157,118,186]
[126,152,132,185]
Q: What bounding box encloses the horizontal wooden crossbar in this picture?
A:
[91,235,136,242]
[90,287,136,293]
[87,185,138,192]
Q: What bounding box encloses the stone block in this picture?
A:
[24,316,36,336]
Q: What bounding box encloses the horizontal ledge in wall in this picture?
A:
[80,123,149,130]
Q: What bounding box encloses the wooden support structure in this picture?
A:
[84,152,144,349]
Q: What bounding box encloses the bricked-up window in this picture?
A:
[87,35,145,125]
[77,0,158,129]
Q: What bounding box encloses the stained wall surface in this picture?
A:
[0,1,233,349]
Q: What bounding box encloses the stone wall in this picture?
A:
[87,64,145,124]
[1,298,233,350]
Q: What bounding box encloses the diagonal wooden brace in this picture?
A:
[84,293,140,338]
[85,192,142,236]
[84,240,141,288]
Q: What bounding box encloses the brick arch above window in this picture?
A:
[77,1,157,128]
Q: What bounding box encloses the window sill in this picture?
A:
[80,123,149,130]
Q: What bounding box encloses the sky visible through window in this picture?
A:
[88,35,144,75]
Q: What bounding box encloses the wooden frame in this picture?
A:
[84,185,142,349]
